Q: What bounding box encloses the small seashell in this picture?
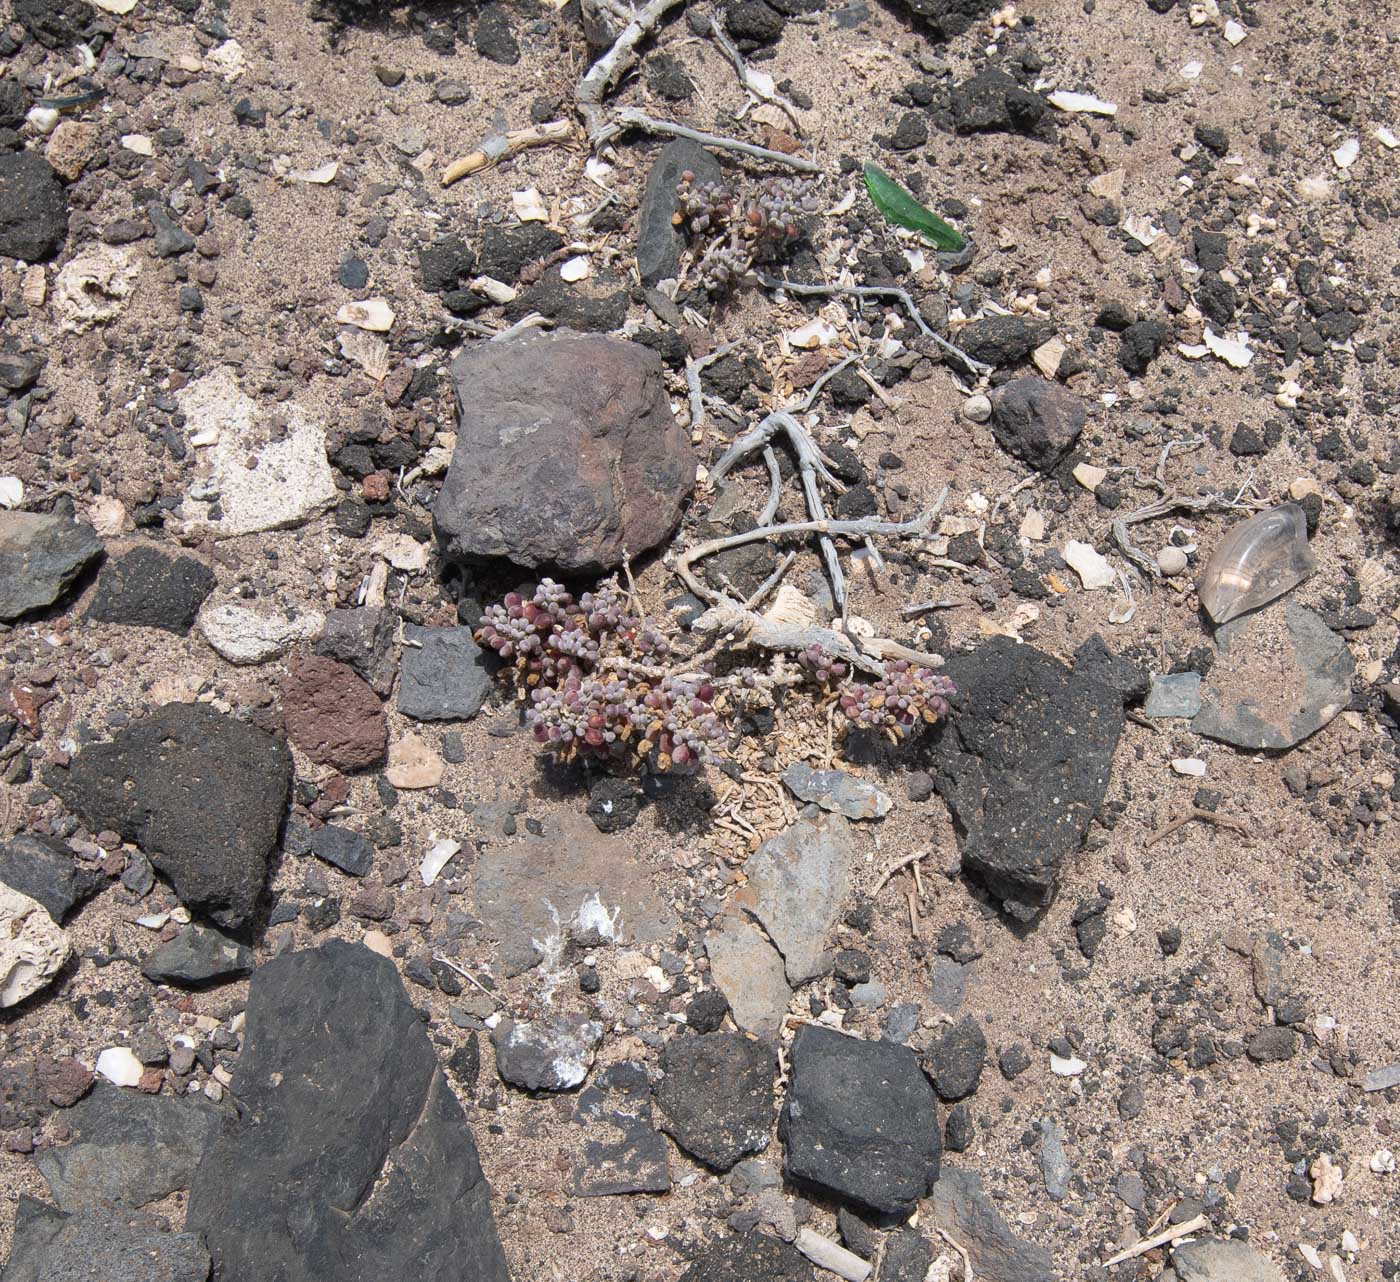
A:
[338,328,390,382]
[1046,90,1117,116]
[1196,503,1316,625]
[288,161,338,184]
[471,276,518,305]
[763,584,818,628]
[559,255,590,283]
[1332,138,1360,170]
[0,477,23,509]
[336,298,394,331]
[21,266,46,307]
[512,187,548,222]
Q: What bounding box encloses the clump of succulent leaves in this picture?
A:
[477,578,955,775]
[673,170,822,294]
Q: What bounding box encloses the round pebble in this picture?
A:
[962,394,992,423]
[1157,546,1189,577]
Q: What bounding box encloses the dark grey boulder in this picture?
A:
[1,1197,212,1282]
[48,704,292,930]
[86,544,215,635]
[0,833,104,922]
[434,331,694,574]
[397,625,492,721]
[186,941,509,1282]
[637,139,722,286]
[988,376,1087,472]
[654,1032,776,1171]
[779,1024,941,1216]
[491,1013,603,1092]
[140,926,254,987]
[35,1082,225,1212]
[0,151,69,263]
[678,1232,815,1282]
[925,637,1123,920]
[0,512,102,622]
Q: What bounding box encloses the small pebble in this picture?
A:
[1157,546,1189,577]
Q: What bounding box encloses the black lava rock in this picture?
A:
[86,545,215,635]
[687,989,729,1033]
[927,1016,986,1100]
[958,314,1054,368]
[586,775,642,833]
[308,824,374,878]
[474,2,519,64]
[780,1024,941,1216]
[679,1233,814,1282]
[0,150,68,262]
[48,704,292,930]
[1118,319,1169,374]
[988,376,1087,473]
[0,833,104,923]
[655,1032,777,1171]
[141,926,254,987]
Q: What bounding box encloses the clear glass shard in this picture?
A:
[1197,502,1316,625]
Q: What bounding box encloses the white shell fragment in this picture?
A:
[1377,127,1399,150]
[338,329,391,382]
[420,837,461,887]
[21,266,46,307]
[472,276,518,304]
[336,298,395,331]
[1047,90,1117,116]
[1223,17,1246,43]
[1072,463,1106,493]
[95,1046,144,1087]
[1050,1053,1087,1077]
[0,477,23,509]
[512,187,548,222]
[1332,138,1360,169]
[559,255,591,283]
[92,0,138,11]
[288,161,339,184]
[1172,758,1208,777]
[120,133,154,156]
[1,884,71,1007]
[1203,327,1254,368]
[1197,503,1316,625]
[788,318,839,349]
[1063,541,1116,590]
[55,248,140,330]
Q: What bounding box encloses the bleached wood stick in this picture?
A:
[794,1228,872,1282]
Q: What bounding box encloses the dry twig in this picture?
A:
[1146,807,1252,847]
[1100,1213,1209,1269]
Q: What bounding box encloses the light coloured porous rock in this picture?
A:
[176,368,338,538]
[198,601,326,664]
[1,882,72,1007]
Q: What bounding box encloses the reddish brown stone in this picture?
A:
[138,1067,165,1093]
[280,654,386,770]
[361,471,391,502]
[6,680,57,735]
[37,1056,93,1109]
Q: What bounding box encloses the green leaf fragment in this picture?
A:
[862,162,966,252]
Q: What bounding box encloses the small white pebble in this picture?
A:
[1223,18,1247,43]
[559,255,590,283]
[1050,1053,1087,1077]
[95,1047,144,1088]
[1157,546,1189,577]
[1172,757,1208,777]
[962,394,992,423]
[1332,138,1360,170]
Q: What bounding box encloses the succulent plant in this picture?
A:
[481,580,957,774]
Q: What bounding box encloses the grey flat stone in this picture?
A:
[637,139,722,286]
[572,1061,670,1196]
[732,815,854,984]
[35,1083,225,1212]
[1172,1237,1285,1282]
[0,512,103,622]
[1363,1062,1400,1092]
[140,925,253,987]
[1038,1117,1071,1201]
[2,1197,211,1282]
[185,941,509,1282]
[308,824,374,877]
[926,1167,1054,1282]
[1145,672,1202,718]
[1193,603,1354,750]
[704,915,791,1038]
[473,810,673,976]
[780,763,891,820]
[397,625,491,721]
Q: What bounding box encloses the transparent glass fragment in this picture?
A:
[1197,503,1316,625]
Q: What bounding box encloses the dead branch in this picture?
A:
[603,106,822,171]
[1101,1213,1209,1270]
[685,340,740,433]
[441,119,577,185]
[873,848,931,896]
[577,0,686,138]
[1146,807,1253,848]
[700,11,804,130]
[755,272,992,377]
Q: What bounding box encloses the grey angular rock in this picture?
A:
[49,704,292,930]
[637,139,722,286]
[0,151,69,263]
[926,1167,1054,1282]
[704,914,791,1038]
[780,1024,941,1216]
[140,926,253,987]
[0,833,104,923]
[1038,1117,1071,1201]
[434,331,695,573]
[572,1061,670,1196]
[86,545,216,635]
[474,809,673,976]
[655,1032,776,1171]
[988,376,1087,472]
[1172,1237,1285,1282]
[0,512,103,622]
[925,637,1123,920]
[186,941,509,1282]
[1,1197,212,1282]
[678,1232,814,1282]
[732,814,854,984]
[1192,603,1354,750]
[316,606,398,696]
[780,763,891,821]
[1145,672,1203,718]
[491,1013,603,1092]
[308,824,374,877]
[397,625,492,721]
[35,1083,225,1211]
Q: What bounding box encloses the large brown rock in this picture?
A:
[434,331,694,573]
[280,655,386,770]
